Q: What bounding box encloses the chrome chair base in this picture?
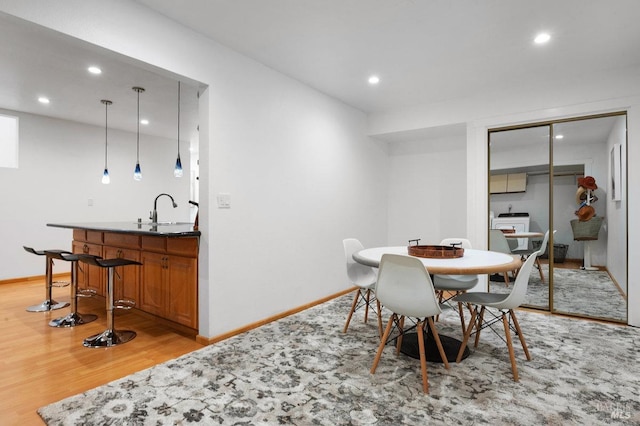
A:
[49,312,98,328]
[83,329,136,348]
[26,300,69,312]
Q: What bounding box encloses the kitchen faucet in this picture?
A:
[150,193,177,223]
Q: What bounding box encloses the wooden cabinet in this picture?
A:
[139,251,166,316]
[72,239,104,296]
[140,236,198,329]
[71,230,198,330]
[166,254,198,328]
[490,173,527,194]
[103,245,140,303]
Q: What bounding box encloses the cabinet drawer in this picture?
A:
[141,236,167,253]
[73,229,87,242]
[104,233,140,249]
[86,231,103,244]
[167,238,198,257]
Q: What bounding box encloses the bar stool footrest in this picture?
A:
[83,329,136,348]
[26,300,69,312]
[49,312,98,328]
[78,289,97,298]
[115,299,136,309]
[52,280,71,288]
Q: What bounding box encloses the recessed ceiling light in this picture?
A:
[38,97,50,104]
[88,66,102,75]
[555,134,564,140]
[534,33,551,44]
[368,75,380,85]
[140,119,149,125]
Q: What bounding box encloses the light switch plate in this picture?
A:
[217,193,231,208]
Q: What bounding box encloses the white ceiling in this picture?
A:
[2,1,640,143]
[0,13,202,142]
[135,0,640,114]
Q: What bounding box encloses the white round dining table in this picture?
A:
[353,246,521,275]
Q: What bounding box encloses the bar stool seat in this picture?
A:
[23,246,70,312]
[78,256,141,348]
[48,252,98,327]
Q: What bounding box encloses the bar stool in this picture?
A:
[78,256,140,347]
[48,252,98,327]
[23,246,70,312]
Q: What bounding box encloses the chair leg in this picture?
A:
[371,314,396,374]
[509,309,531,361]
[376,299,383,339]
[395,316,406,355]
[457,307,477,363]
[456,299,467,335]
[537,258,545,283]
[502,272,510,287]
[416,320,429,393]
[474,306,486,348]
[435,291,444,322]
[501,312,519,382]
[427,317,449,369]
[364,289,371,323]
[343,289,360,333]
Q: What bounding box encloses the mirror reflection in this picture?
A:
[488,114,627,323]
[488,125,550,310]
[552,115,627,322]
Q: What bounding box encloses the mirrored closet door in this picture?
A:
[488,113,627,323]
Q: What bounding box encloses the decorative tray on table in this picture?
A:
[407,245,464,258]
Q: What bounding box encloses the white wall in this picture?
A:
[0,1,389,338]
[605,116,627,292]
[386,136,467,245]
[0,109,190,279]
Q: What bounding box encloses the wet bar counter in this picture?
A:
[47,222,200,332]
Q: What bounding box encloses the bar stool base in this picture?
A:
[49,312,98,328]
[83,329,136,348]
[26,300,69,312]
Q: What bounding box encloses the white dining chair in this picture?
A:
[489,229,518,285]
[452,250,539,382]
[511,230,555,283]
[433,238,478,334]
[370,254,449,394]
[342,238,383,338]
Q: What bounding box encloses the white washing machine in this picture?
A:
[491,213,530,250]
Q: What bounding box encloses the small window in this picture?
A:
[0,114,19,168]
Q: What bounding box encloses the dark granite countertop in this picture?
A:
[47,221,200,237]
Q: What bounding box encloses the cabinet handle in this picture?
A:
[83,244,89,254]
[117,249,123,258]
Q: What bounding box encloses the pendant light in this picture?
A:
[133,86,145,181]
[101,99,112,184]
[174,81,183,177]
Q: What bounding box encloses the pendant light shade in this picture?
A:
[133,86,145,181]
[174,81,183,178]
[101,99,112,184]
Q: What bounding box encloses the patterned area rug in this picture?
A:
[490,265,627,322]
[38,295,640,425]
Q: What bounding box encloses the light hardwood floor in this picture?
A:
[0,277,204,425]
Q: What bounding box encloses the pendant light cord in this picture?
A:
[177,81,181,156]
[136,88,141,162]
[104,101,109,169]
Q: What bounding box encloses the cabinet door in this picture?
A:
[73,241,103,296]
[167,255,198,328]
[103,246,140,303]
[139,251,166,316]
